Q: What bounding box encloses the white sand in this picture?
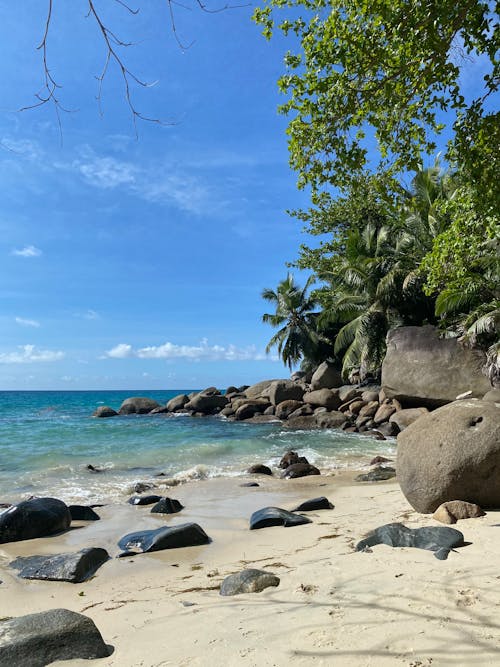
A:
[1,473,500,666]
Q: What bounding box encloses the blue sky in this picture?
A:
[0,3,495,390]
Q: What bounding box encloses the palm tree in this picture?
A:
[261,273,324,370]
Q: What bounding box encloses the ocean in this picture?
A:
[0,390,396,504]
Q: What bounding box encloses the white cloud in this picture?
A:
[103,340,276,362]
[11,245,42,258]
[15,317,40,328]
[0,345,65,364]
[76,156,137,189]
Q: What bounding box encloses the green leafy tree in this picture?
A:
[261,273,327,369]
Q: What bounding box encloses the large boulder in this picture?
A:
[244,380,278,399]
[397,400,500,513]
[0,498,71,544]
[382,325,491,407]
[234,401,269,421]
[269,380,305,406]
[118,523,210,554]
[166,393,189,411]
[310,362,343,390]
[92,406,117,418]
[0,609,110,666]
[389,407,429,431]
[303,388,341,411]
[315,411,347,429]
[275,400,303,420]
[185,391,227,414]
[10,548,109,583]
[118,397,161,414]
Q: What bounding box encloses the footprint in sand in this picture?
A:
[456,589,478,607]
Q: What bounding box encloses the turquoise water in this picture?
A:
[0,391,396,504]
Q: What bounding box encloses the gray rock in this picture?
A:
[166,394,189,411]
[376,421,400,437]
[356,522,465,560]
[225,386,239,395]
[269,380,305,406]
[0,497,71,544]
[338,385,360,403]
[220,569,280,596]
[433,501,485,524]
[118,523,210,554]
[119,397,161,415]
[69,505,100,521]
[263,405,275,416]
[281,463,321,479]
[355,466,396,482]
[278,451,305,468]
[282,416,319,429]
[382,325,491,407]
[397,399,500,513]
[303,388,341,410]
[244,380,278,399]
[389,407,428,431]
[92,406,118,418]
[128,495,162,506]
[150,498,184,514]
[315,411,347,429]
[10,548,109,583]
[373,403,396,424]
[234,401,269,420]
[310,362,343,390]
[247,464,273,476]
[292,497,334,512]
[358,400,379,418]
[0,608,110,666]
[185,392,227,414]
[483,388,500,403]
[249,507,312,529]
[275,399,304,420]
[287,405,314,419]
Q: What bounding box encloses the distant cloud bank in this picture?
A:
[11,245,42,258]
[15,317,40,328]
[104,339,276,362]
[0,345,65,364]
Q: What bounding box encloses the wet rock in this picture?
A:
[280,463,321,479]
[69,505,100,521]
[0,497,71,544]
[240,482,260,487]
[92,406,117,418]
[278,451,305,468]
[118,397,161,415]
[370,456,393,466]
[128,495,163,506]
[376,421,400,437]
[247,464,273,476]
[356,522,465,560]
[10,548,109,583]
[433,501,486,525]
[150,498,184,514]
[149,406,170,414]
[292,497,334,512]
[133,482,155,494]
[166,393,189,411]
[220,569,280,596]
[249,507,312,530]
[355,466,396,482]
[86,464,101,473]
[315,411,348,429]
[0,608,111,666]
[118,523,210,554]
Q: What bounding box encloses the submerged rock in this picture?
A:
[69,505,101,521]
[280,463,321,479]
[0,608,111,666]
[118,397,161,415]
[118,523,210,554]
[355,466,396,482]
[92,406,117,418]
[220,569,280,596]
[0,497,71,544]
[150,498,184,514]
[10,547,109,583]
[292,497,334,512]
[249,507,312,530]
[128,495,163,506]
[247,464,273,476]
[356,523,464,560]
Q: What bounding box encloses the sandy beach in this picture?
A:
[2,471,500,666]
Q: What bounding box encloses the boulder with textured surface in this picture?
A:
[433,501,485,524]
[0,497,71,544]
[303,388,341,411]
[185,392,227,414]
[247,464,273,476]
[338,385,360,403]
[382,325,491,407]
[244,380,277,399]
[92,406,117,418]
[282,415,318,429]
[373,403,396,424]
[397,399,500,513]
[10,548,109,583]
[355,466,396,482]
[269,380,304,406]
[315,411,348,429]
[166,393,189,411]
[234,400,270,421]
[389,407,428,431]
[483,388,500,403]
[281,463,321,479]
[249,507,312,529]
[119,397,161,415]
[220,569,280,596]
[278,451,305,468]
[0,609,110,666]
[310,362,343,390]
[118,523,210,554]
[275,399,303,420]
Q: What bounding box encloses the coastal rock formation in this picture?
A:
[247,464,273,476]
[280,463,321,479]
[397,400,500,513]
[275,400,303,420]
[119,397,161,415]
[69,505,100,521]
[166,393,189,411]
[382,325,491,407]
[0,497,71,544]
[10,547,110,583]
[220,569,280,596]
[234,400,269,420]
[185,389,228,414]
[128,495,162,506]
[92,406,118,418]
[118,523,210,554]
[244,380,276,399]
[310,362,343,390]
[315,411,347,429]
[249,507,312,529]
[0,609,111,666]
[432,501,485,525]
[150,498,184,514]
[292,497,334,512]
[269,380,304,406]
[303,388,341,411]
[355,466,396,482]
[278,451,306,468]
[356,522,465,560]
[389,407,428,431]
[483,388,500,402]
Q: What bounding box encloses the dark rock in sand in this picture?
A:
[356,522,465,560]
[128,495,163,506]
[220,569,280,596]
[370,456,392,466]
[247,464,273,476]
[249,507,312,530]
[92,406,118,418]
[118,397,161,415]
[278,451,304,468]
[69,505,101,521]
[150,498,184,514]
[355,466,396,482]
[86,464,101,473]
[292,497,334,512]
[281,463,321,479]
[118,523,210,554]
[10,547,109,583]
[0,497,71,544]
[240,482,260,487]
[433,500,486,525]
[133,482,155,494]
[0,608,111,666]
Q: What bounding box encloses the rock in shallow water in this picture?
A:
[292,497,334,512]
[280,463,321,479]
[69,505,101,521]
[249,507,312,530]
[247,464,273,476]
[128,495,162,506]
[10,547,109,583]
[0,608,111,666]
[356,522,465,560]
[150,498,184,514]
[118,523,211,554]
[220,569,280,596]
[355,466,396,482]
[0,497,71,544]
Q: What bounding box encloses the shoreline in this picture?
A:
[2,472,500,665]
